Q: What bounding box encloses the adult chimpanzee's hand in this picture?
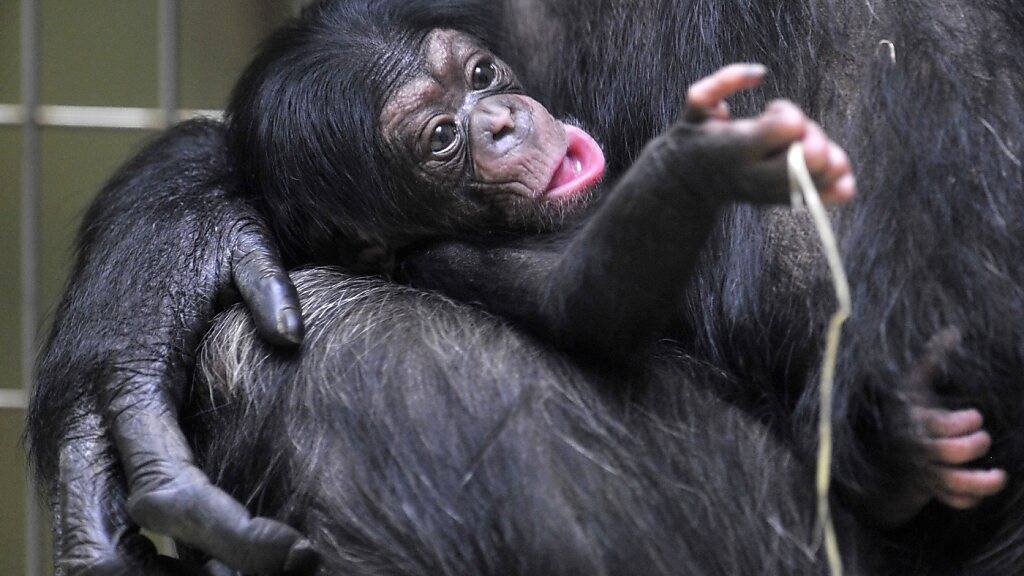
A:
[28,120,318,576]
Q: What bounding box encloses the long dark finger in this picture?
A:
[128,480,319,575]
[114,408,319,575]
[232,219,304,348]
[53,415,207,576]
[54,423,130,576]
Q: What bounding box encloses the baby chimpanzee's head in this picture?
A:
[227,0,605,269]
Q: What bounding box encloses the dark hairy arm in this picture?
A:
[27,119,317,575]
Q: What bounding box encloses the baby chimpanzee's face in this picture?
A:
[379,30,606,236]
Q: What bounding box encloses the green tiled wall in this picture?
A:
[0,410,30,576]
[0,115,26,558]
[40,1,160,107]
[0,127,22,392]
[180,0,294,110]
[0,2,18,102]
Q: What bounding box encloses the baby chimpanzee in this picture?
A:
[226,25,855,357]
[222,0,1000,528]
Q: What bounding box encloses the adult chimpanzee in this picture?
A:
[28,0,1024,575]
[179,8,881,573]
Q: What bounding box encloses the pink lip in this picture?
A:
[543,124,606,199]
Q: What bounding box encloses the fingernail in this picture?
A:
[277,308,304,346]
[284,539,320,574]
[748,64,768,76]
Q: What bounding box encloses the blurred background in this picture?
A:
[0,2,308,574]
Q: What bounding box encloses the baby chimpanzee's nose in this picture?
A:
[470,95,533,155]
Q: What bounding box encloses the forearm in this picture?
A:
[53,122,235,364]
[536,136,721,360]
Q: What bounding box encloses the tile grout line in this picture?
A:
[20,0,43,575]
[0,104,224,129]
[158,0,179,127]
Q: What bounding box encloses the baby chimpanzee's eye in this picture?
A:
[430,121,460,157]
[471,60,498,90]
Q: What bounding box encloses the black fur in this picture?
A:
[501,1,1024,573]
[189,268,855,575]
[509,0,1024,573]
[814,3,1024,572]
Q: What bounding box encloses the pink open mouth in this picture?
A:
[544,124,606,199]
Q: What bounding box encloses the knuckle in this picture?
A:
[233,244,286,288]
[227,214,261,241]
[228,216,273,253]
[236,254,288,288]
[235,246,271,272]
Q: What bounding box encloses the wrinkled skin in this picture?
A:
[379,30,569,203]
